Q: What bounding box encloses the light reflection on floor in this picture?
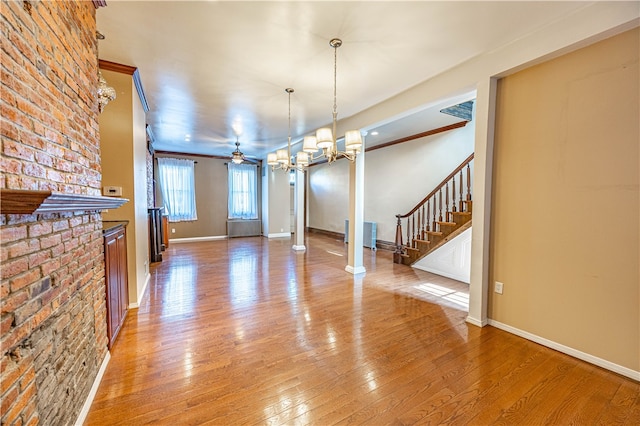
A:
[162,263,197,317]
[414,282,470,309]
[228,254,257,308]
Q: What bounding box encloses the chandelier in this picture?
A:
[97,70,116,113]
[231,137,245,164]
[267,88,308,172]
[302,38,362,165]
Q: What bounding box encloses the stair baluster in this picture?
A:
[411,215,416,248]
[459,169,464,212]
[432,196,437,234]
[406,217,410,251]
[452,176,457,213]
[438,188,443,225]
[426,200,430,231]
[466,163,472,203]
[445,182,450,222]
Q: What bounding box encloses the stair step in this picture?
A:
[426,231,443,237]
[405,247,420,253]
[414,239,430,245]
[451,211,471,217]
[436,221,456,227]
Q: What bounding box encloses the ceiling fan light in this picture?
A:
[267,152,278,166]
[316,128,333,149]
[276,149,289,164]
[231,139,244,164]
[345,130,363,151]
[231,152,244,164]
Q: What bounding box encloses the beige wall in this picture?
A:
[155,153,229,239]
[100,69,150,306]
[490,28,639,371]
[308,122,475,242]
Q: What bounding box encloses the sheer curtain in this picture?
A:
[228,163,258,219]
[157,157,197,222]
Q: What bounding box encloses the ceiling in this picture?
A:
[96,1,592,160]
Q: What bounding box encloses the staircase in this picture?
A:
[394,153,474,266]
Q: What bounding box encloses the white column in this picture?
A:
[292,168,306,251]
[466,77,497,327]
[346,132,366,275]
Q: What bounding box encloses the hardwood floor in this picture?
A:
[85,234,639,425]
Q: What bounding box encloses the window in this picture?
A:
[228,163,258,219]
[157,157,197,222]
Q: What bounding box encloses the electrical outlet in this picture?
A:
[171,228,176,234]
[495,281,504,294]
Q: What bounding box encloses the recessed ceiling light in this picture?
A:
[371,131,379,136]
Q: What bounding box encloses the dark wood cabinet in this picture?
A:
[148,207,163,263]
[103,222,129,349]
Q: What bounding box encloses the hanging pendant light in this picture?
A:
[267,88,307,172]
[304,38,362,165]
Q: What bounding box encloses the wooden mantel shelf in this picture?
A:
[0,189,128,214]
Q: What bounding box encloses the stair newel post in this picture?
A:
[394,215,403,263]
[459,169,464,212]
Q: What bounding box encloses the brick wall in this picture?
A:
[1,2,107,425]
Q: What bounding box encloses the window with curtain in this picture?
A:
[228,163,258,219]
[157,157,198,222]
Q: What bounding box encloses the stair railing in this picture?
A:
[394,153,474,260]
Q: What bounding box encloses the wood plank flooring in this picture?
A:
[85,233,639,425]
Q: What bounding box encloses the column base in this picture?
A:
[345,265,366,275]
[292,245,306,251]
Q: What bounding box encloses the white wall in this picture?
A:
[132,83,150,305]
[414,227,472,283]
[308,121,475,243]
[263,164,291,237]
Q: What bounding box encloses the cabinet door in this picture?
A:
[116,231,128,324]
[105,233,121,347]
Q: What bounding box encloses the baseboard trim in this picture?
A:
[306,227,344,240]
[75,351,110,426]
[129,273,150,309]
[267,232,291,239]
[374,239,396,252]
[465,316,488,327]
[169,235,227,243]
[488,319,640,381]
